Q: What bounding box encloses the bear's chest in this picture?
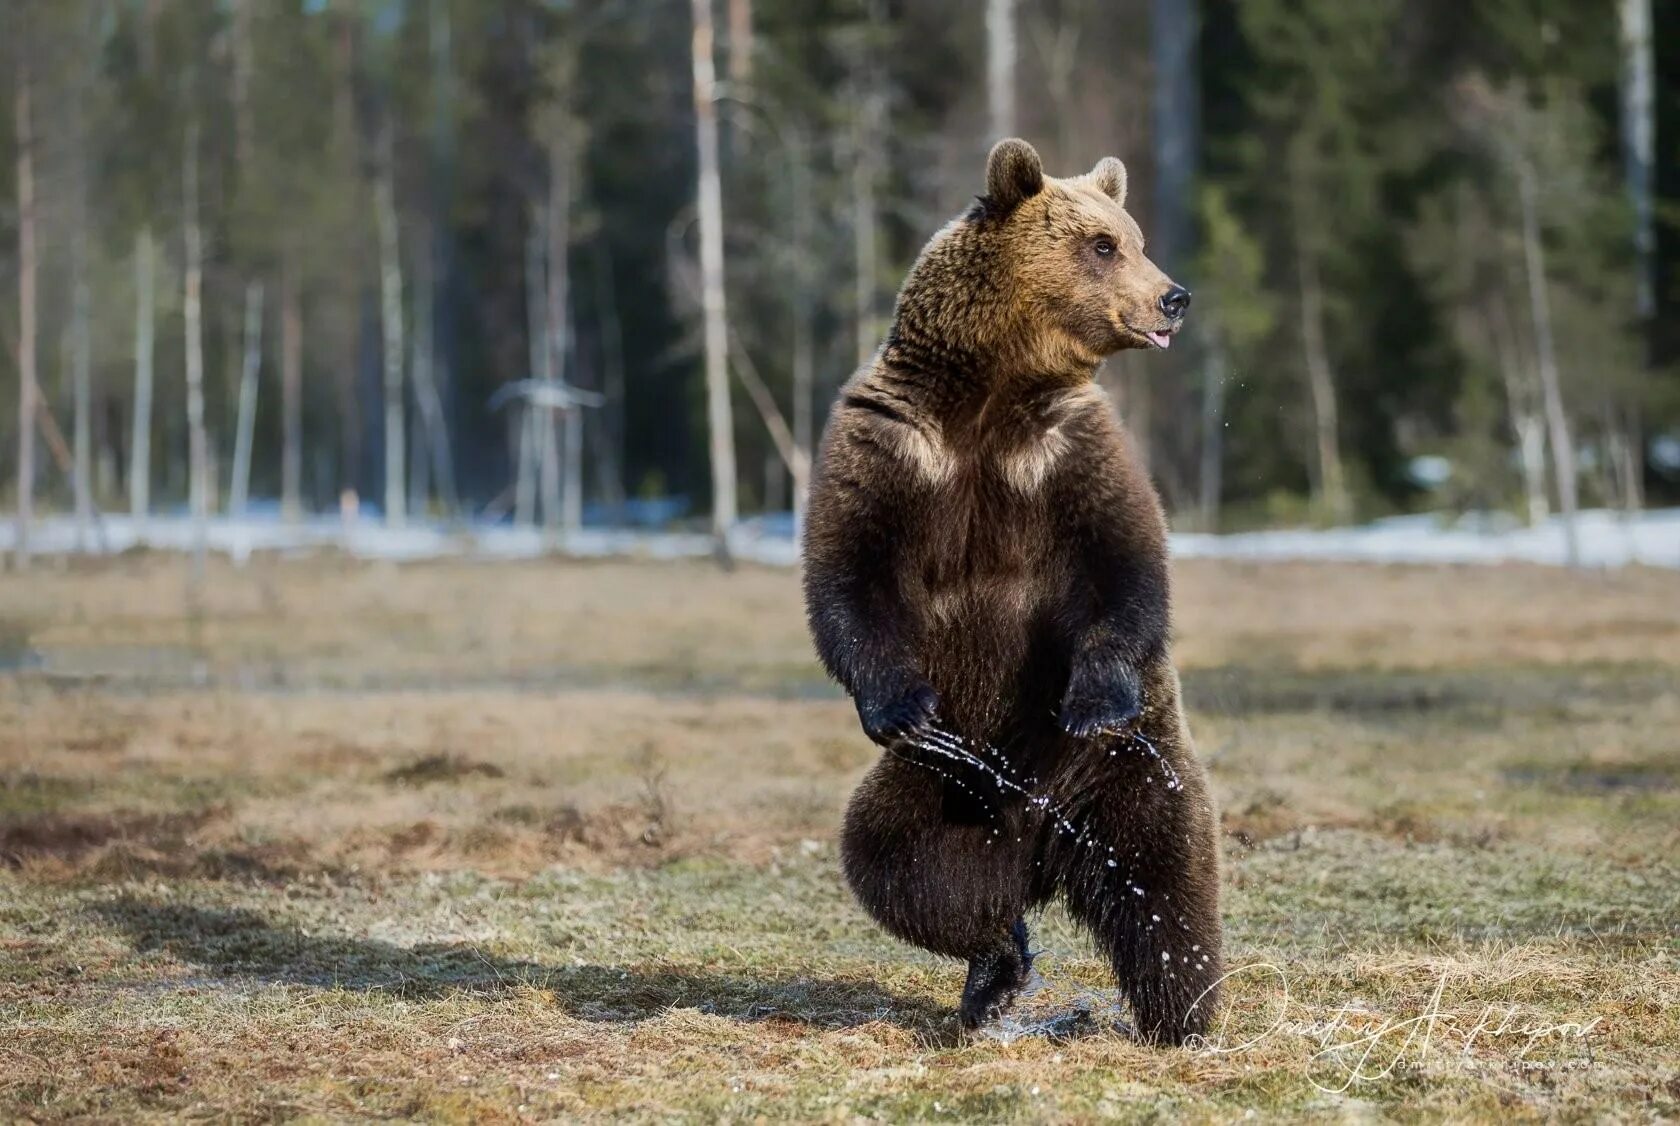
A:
[909,445,1075,630]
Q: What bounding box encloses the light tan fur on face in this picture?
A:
[885,143,1182,390]
[1008,178,1173,363]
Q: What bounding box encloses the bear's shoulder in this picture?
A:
[824,370,957,488]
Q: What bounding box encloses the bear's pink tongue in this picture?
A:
[1146,330,1172,349]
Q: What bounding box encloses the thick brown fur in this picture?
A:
[802,139,1221,1042]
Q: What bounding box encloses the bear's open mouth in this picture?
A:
[1125,323,1179,350]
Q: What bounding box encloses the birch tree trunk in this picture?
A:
[691,0,738,555]
[375,135,406,528]
[72,160,95,549]
[1289,154,1350,524]
[592,242,626,513]
[728,333,808,486]
[408,246,457,519]
[789,130,814,543]
[408,247,431,518]
[1617,0,1653,515]
[544,139,573,536]
[229,283,264,518]
[850,0,886,372]
[1485,295,1549,526]
[852,90,883,369]
[518,228,545,530]
[727,0,753,86]
[280,256,303,521]
[1515,157,1580,566]
[564,407,583,536]
[131,227,156,526]
[986,0,1016,140]
[184,119,211,579]
[1295,242,1349,524]
[1619,0,1655,322]
[14,60,37,567]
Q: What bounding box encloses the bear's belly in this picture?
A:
[915,571,1069,749]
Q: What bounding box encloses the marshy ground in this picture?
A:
[2,553,1677,1121]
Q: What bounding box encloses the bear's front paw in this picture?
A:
[856,680,941,750]
[1059,662,1143,738]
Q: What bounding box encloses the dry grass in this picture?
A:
[2,552,1678,1122]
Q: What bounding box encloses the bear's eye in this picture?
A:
[1092,237,1116,258]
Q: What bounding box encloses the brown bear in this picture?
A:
[802,138,1221,1042]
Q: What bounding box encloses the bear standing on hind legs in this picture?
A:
[803,139,1223,1042]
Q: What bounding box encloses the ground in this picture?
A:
[1,552,1677,1122]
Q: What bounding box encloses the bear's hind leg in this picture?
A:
[958,916,1035,1029]
[841,755,1036,1027]
[1043,721,1223,1044]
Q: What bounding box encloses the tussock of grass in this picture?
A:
[2,556,1679,1120]
[384,753,508,786]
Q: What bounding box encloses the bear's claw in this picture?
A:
[1058,663,1143,738]
[857,680,941,749]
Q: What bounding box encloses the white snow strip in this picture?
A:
[0,508,1676,570]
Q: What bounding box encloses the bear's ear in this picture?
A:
[985,138,1044,213]
[1090,157,1127,206]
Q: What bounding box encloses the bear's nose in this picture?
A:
[1159,286,1192,320]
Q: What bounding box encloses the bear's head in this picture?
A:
[894,138,1190,380]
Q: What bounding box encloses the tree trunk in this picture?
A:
[184,119,211,580]
[852,101,884,369]
[331,7,362,505]
[1295,242,1349,524]
[518,227,546,530]
[1485,295,1549,526]
[1618,406,1643,511]
[591,241,626,513]
[1515,157,1580,566]
[230,283,264,518]
[427,0,457,519]
[408,244,456,519]
[280,256,303,521]
[374,134,406,528]
[1619,0,1656,323]
[1618,0,1653,513]
[544,138,573,536]
[1289,157,1350,525]
[789,130,814,542]
[131,227,156,526]
[727,0,753,87]
[986,0,1016,140]
[14,60,37,567]
[691,0,738,556]
[728,331,808,486]
[1197,339,1227,532]
[1150,0,1199,276]
[564,406,583,536]
[405,243,434,519]
[233,0,255,176]
[72,170,95,550]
